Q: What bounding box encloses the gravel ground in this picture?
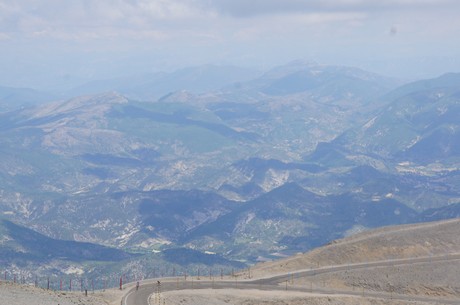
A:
[5,219,460,305]
[249,219,460,279]
[0,281,108,305]
[300,259,460,298]
[162,289,439,305]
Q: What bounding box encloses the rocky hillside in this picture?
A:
[0,62,459,278]
[0,281,108,305]
[251,218,460,276]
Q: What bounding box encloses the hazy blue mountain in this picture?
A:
[325,72,460,164]
[66,73,165,99]
[0,218,243,281]
[420,202,460,222]
[1,63,459,279]
[138,189,238,241]
[262,62,399,100]
[67,65,262,100]
[0,219,133,264]
[183,183,418,261]
[226,61,401,107]
[301,73,460,212]
[232,157,324,183]
[0,85,56,111]
[398,127,460,164]
[381,72,460,101]
[304,141,353,167]
[161,248,244,267]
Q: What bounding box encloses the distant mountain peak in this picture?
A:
[67,64,262,101]
[158,90,197,103]
[30,92,128,119]
[284,59,320,68]
[255,61,399,98]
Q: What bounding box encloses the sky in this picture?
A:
[1,0,460,90]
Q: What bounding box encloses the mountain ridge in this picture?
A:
[0,63,459,279]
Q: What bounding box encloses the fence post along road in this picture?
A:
[122,253,460,305]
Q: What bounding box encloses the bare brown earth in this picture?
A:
[247,218,460,278]
[297,259,460,298]
[162,219,460,305]
[162,289,440,305]
[4,219,460,305]
[0,280,109,305]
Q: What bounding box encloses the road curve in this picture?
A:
[122,253,460,305]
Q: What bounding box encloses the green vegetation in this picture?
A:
[0,64,459,283]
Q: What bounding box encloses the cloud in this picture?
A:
[0,0,459,85]
[0,32,10,40]
[389,25,398,36]
[2,0,456,43]
[198,0,460,17]
[0,0,206,40]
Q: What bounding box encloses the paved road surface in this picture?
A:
[123,253,460,305]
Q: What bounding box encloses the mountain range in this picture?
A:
[0,61,459,280]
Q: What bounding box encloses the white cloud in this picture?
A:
[0,0,459,87]
[196,0,460,17]
[0,0,206,40]
[0,32,10,40]
[1,0,455,43]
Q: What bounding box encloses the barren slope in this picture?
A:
[250,218,460,277]
[161,219,460,304]
[240,218,460,301]
[0,281,108,305]
[163,289,437,305]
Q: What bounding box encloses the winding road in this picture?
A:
[122,253,460,305]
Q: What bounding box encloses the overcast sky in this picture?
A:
[1,0,460,90]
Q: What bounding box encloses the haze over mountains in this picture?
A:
[0,61,459,280]
[67,65,262,100]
